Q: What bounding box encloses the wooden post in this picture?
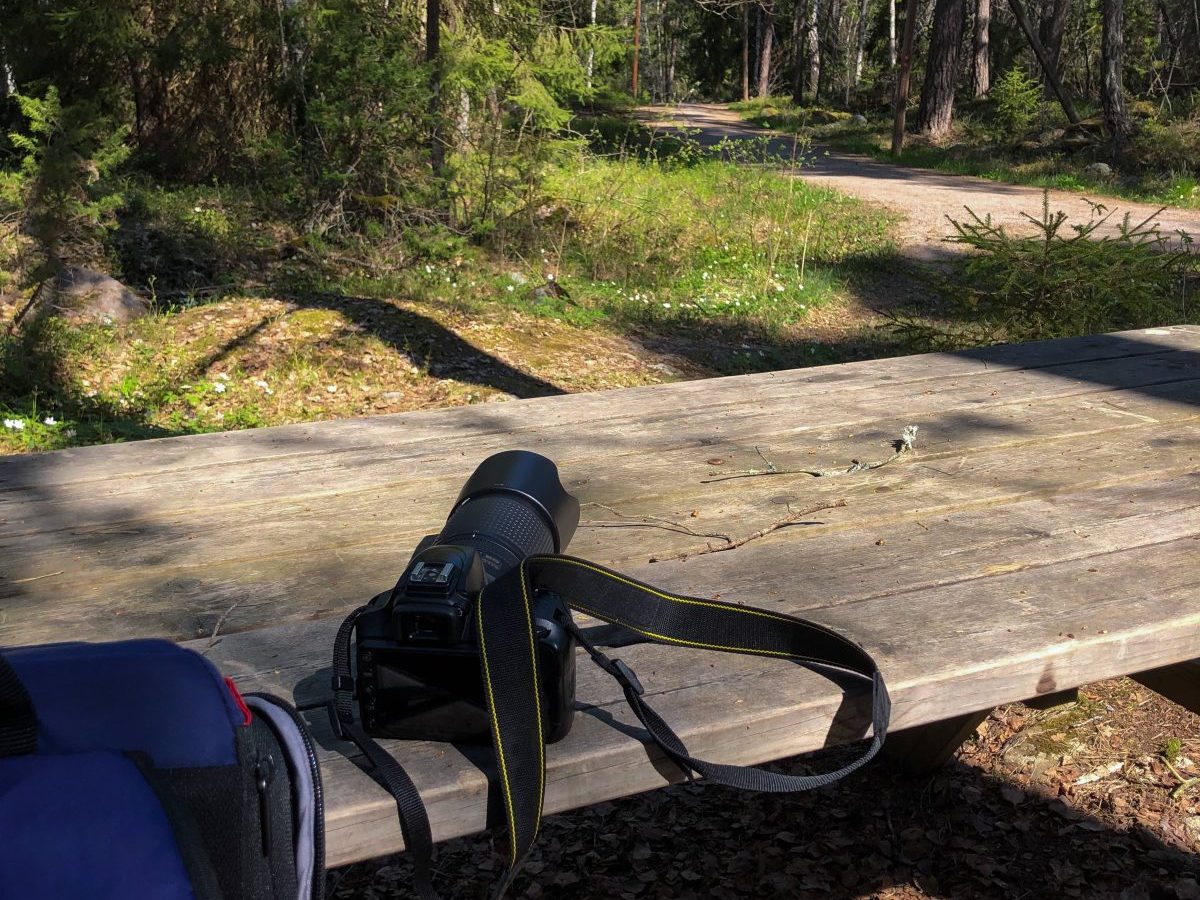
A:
[890,0,917,155]
[632,0,641,98]
[1131,660,1200,715]
[884,710,991,774]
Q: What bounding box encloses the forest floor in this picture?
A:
[329,677,1200,899]
[636,103,1200,264]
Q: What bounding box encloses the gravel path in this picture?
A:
[637,103,1200,263]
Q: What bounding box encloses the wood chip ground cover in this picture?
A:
[328,678,1200,899]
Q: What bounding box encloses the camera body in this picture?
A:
[353,451,580,744]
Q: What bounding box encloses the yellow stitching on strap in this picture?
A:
[541,557,794,625]
[477,588,520,864]
[569,602,796,658]
[517,561,546,839]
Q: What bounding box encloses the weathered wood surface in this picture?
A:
[2,326,1198,867]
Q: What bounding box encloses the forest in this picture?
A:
[0,0,1197,453]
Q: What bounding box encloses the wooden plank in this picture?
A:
[3,334,1196,532]
[3,418,1198,645]
[1131,660,1200,715]
[4,362,1198,564]
[2,326,1195,494]
[3,358,1196,624]
[197,534,1200,866]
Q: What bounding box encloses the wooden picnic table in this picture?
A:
[2,326,1199,868]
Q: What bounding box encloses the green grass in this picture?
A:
[732,97,1200,210]
[1,137,896,453]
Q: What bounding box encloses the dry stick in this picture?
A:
[679,499,847,560]
[702,425,919,483]
[580,502,733,543]
[1164,757,1200,800]
[207,600,242,648]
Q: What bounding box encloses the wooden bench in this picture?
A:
[2,326,1198,868]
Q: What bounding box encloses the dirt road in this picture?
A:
[638,103,1200,262]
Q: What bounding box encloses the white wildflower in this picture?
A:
[43,416,57,425]
[326,384,338,394]
[65,428,77,438]
[3,418,25,431]
[216,373,230,381]
[212,382,226,394]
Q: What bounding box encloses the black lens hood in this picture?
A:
[452,450,580,552]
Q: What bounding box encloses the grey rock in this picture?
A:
[1037,128,1066,144]
[1084,162,1113,179]
[50,267,149,325]
[850,114,868,125]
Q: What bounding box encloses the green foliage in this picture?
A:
[483,137,892,331]
[992,66,1044,142]
[909,193,1197,345]
[297,0,431,232]
[7,87,129,275]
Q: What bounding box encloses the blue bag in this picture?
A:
[0,639,324,900]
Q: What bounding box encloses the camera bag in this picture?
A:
[331,554,890,900]
[0,638,324,900]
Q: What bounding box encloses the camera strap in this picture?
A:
[330,554,889,900]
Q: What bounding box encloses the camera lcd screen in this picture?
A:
[367,647,491,742]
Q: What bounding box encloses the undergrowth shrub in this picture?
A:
[991,66,1044,142]
[8,88,129,278]
[893,192,1197,347]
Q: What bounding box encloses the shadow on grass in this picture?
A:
[278,290,564,399]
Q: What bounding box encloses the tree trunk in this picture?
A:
[807,0,821,101]
[889,0,898,68]
[1007,0,1080,123]
[1101,0,1134,151]
[742,2,751,101]
[427,0,444,177]
[792,0,805,102]
[891,0,917,152]
[632,0,641,97]
[854,0,869,85]
[972,0,990,95]
[661,0,676,101]
[917,0,965,137]
[586,0,597,88]
[757,2,775,96]
[1038,0,1069,91]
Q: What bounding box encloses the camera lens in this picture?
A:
[437,450,579,582]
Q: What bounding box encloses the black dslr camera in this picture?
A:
[354,451,580,743]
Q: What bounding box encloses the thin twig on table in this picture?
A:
[678,499,847,559]
[702,425,919,483]
[207,601,241,648]
[580,502,733,543]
